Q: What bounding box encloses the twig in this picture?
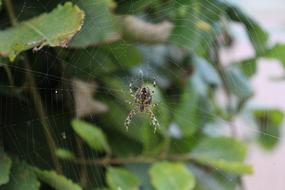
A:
[76,137,88,188]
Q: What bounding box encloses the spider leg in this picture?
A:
[125,100,133,105]
[124,109,137,131]
[151,103,158,108]
[129,82,136,98]
[153,80,156,88]
[151,80,156,95]
[146,108,160,133]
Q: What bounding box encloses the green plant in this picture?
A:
[0,0,284,189]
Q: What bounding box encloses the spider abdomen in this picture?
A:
[135,87,152,112]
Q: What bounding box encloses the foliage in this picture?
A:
[149,162,195,190]
[0,3,85,61]
[253,109,284,150]
[106,167,140,190]
[71,119,111,153]
[2,161,40,190]
[0,151,12,185]
[33,168,82,190]
[191,137,252,174]
[0,0,284,189]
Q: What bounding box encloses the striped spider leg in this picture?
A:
[124,108,137,131]
[146,104,160,133]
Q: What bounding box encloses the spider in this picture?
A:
[124,80,160,133]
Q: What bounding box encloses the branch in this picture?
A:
[69,155,194,166]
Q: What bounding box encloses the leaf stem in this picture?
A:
[211,39,237,136]
[25,62,62,173]
[3,0,62,173]
[4,0,18,26]
[3,64,15,87]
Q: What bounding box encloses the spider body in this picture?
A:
[136,87,152,112]
[124,81,159,132]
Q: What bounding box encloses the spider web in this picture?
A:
[1,0,285,190]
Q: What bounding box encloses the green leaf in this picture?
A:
[237,58,257,78]
[70,0,119,47]
[106,167,140,190]
[0,151,12,185]
[224,67,253,100]
[191,137,252,174]
[265,43,285,67]
[55,148,75,160]
[190,165,238,190]
[33,168,81,190]
[253,109,284,150]
[71,119,110,152]
[2,161,40,190]
[0,2,85,61]
[149,162,195,190]
[125,164,153,190]
[226,5,268,55]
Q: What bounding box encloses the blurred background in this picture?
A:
[231,0,285,189]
